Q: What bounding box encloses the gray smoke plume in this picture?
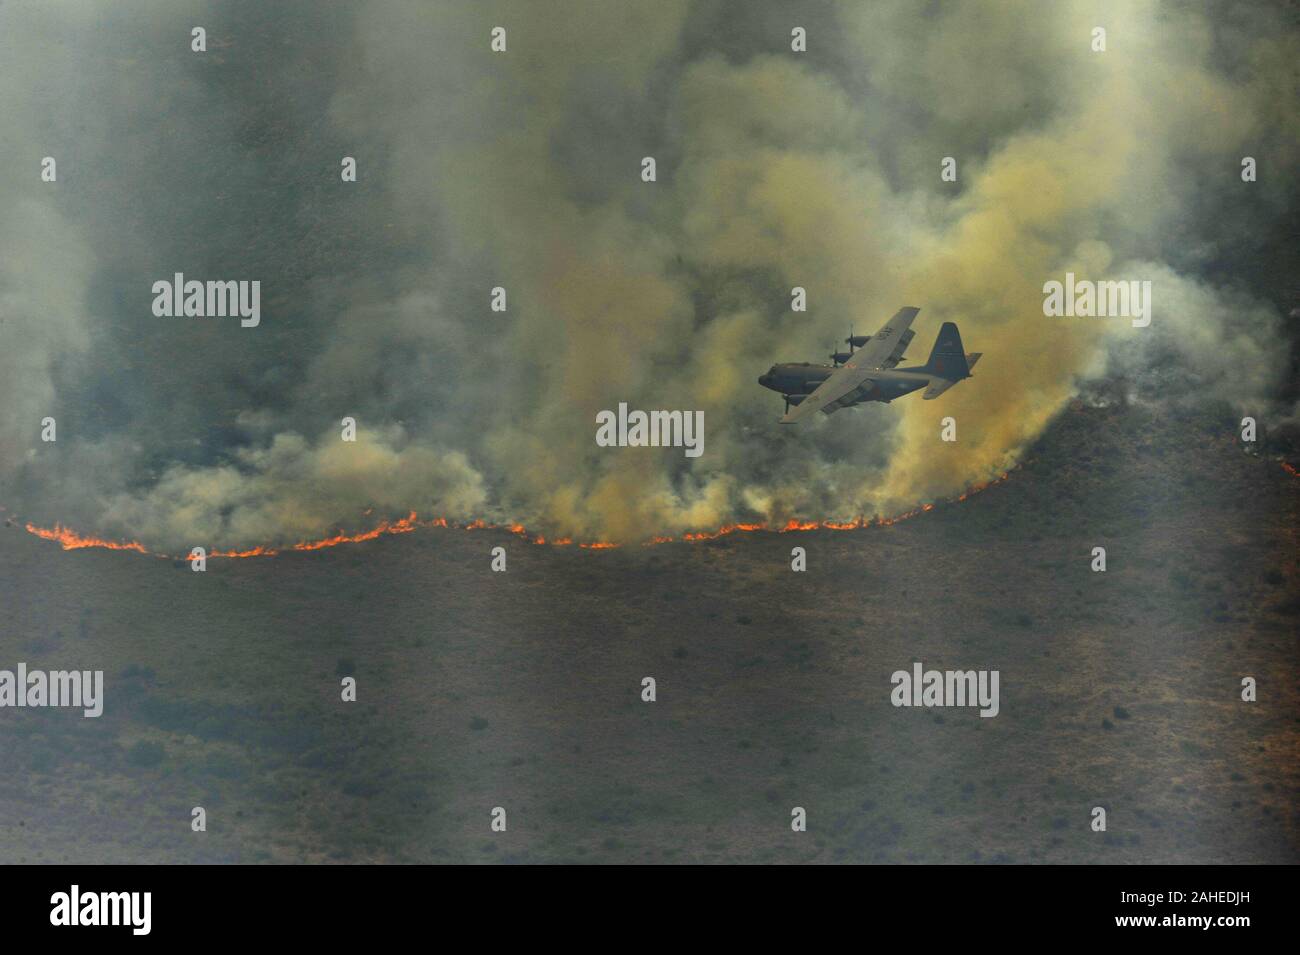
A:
[1,0,1296,548]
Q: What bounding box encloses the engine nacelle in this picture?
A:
[786,394,809,406]
[847,334,872,348]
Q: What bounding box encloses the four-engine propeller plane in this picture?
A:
[757,307,982,422]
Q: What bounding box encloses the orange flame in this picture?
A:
[24,523,148,553]
[209,545,280,558]
[629,471,1012,544]
[18,471,1014,559]
[289,511,419,551]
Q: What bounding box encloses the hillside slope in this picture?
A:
[0,401,1295,863]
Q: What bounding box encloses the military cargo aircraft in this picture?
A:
[757,307,981,422]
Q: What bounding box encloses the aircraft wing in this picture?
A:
[881,328,916,369]
[780,307,920,423]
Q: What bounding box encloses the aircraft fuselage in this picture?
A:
[758,362,931,405]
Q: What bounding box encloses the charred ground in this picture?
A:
[0,400,1296,863]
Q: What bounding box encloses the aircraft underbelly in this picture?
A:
[846,377,925,404]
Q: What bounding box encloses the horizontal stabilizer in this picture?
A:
[922,378,956,400]
[922,353,980,399]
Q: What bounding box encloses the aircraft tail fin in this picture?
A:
[919,322,971,381]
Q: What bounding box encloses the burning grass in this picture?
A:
[19,473,1013,560]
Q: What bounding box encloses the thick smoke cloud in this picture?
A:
[1,0,1295,549]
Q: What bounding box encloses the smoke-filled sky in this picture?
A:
[1,0,1296,548]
